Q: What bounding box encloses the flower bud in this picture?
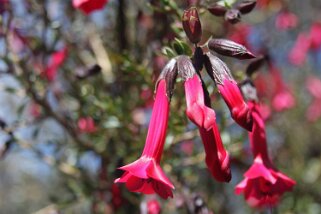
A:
[182,7,202,44]
[224,9,241,24]
[208,3,227,17]
[208,38,256,60]
[237,0,257,14]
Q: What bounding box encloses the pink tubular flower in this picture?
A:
[204,53,253,131]
[115,80,174,199]
[235,101,295,208]
[78,117,97,133]
[44,47,67,82]
[73,0,108,15]
[184,75,216,131]
[199,124,231,182]
[218,79,253,131]
[275,11,298,30]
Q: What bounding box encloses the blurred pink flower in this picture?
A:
[254,73,271,98]
[180,140,194,156]
[218,78,253,131]
[288,33,310,66]
[78,117,97,133]
[275,11,298,30]
[147,199,161,214]
[228,24,252,48]
[309,22,321,50]
[44,47,67,82]
[306,76,321,99]
[272,90,295,112]
[235,101,295,208]
[270,67,295,112]
[140,88,154,108]
[29,102,42,118]
[305,76,321,122]
[256,0,271,9]
[115,80,174,199]
[184,74,216,130]
[73,0,108,15]
[306,99,321,122]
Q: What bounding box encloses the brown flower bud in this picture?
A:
[182,7,202,44]
[208,39,256,60]
[237,0,257,14]
[224,9,241,24]
[208,3,227,17]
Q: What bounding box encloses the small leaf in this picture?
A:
[162,47,176,58]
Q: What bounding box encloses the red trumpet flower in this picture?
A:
[183,74,231,182]
[218,78,253,131]
[184,74,216,131]
[199,124,231,182]
[115,80,174,199]
[235,101,295,208]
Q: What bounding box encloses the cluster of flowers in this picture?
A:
[115,7,295,209]
[289,22,321,66]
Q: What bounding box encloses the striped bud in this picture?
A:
[208,38,256,60]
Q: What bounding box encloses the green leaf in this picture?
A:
[162,46,176,58]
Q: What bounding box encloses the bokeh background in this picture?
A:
[0,0,321,213]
